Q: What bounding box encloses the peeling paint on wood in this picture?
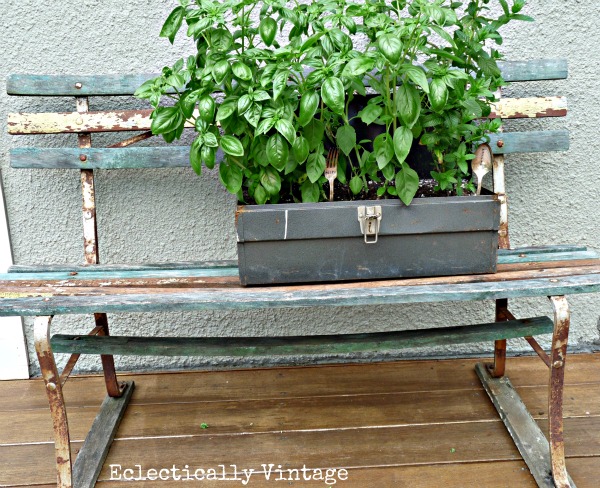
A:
[490,96,568,119]
[7,96,567,135]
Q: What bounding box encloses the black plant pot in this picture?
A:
[347,95,435,179]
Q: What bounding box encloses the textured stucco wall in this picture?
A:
[1,0,598,376]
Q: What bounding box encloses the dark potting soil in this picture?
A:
[242,179,475,205]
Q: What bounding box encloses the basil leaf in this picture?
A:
[275,119,296,145]
[304,119,325,151]
[298,91,320,127]
[292,136,309,163]
[259,17,277,46]
[266,133,289,171]
[190,137,202,175]
[260,167,282,195]
[150,106,183,135]
[373,133,394,169]
[300,179,319,203]
[349,175,363,195]
[393,126,413,164]
[232,61,252,81]
[306,152,326,183]
[336,125,356,157]
[212,60,231,84]
[219,162,243,194]
[342,56,374,78]
[201,145,216,169]
[378,34,402,64]
[321,77,345,115]
[159,6,185,44]
[429,78,449,112]
[220,135,245,157]
[358,104,383,125]
[396,83,421,128]
[395,166,419,206]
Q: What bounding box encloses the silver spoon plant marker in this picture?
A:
[472,143,493,196]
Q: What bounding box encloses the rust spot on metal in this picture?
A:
[524,336,551,367]
[69,272,78,276]
[548,296,571,487]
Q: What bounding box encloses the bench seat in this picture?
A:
[1,246,598,317]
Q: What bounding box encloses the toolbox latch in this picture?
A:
[357,206,382,244]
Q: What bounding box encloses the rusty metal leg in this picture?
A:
[489,298,509,377]
[34,316,73,488]
[548,296,572,488]
[94,313,124,398]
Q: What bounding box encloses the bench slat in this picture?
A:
[9,130,569,170]
[1,269,600,316]
[6,74,158,97]
[7,97,567,135]
[498,59,568,82]
[6,61,567,97]
[5,248,596,276]
[487,130,569,155]
[49,316,553,356]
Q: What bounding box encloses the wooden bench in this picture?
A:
[3,59,599,488]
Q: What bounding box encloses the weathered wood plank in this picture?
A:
[49,316,553,357]
[476,363,577,488]
[1,270,600,316]
[9,130,569,170]
[498,250,599,264]
[6,59,568,96]
[5,382,599,446]
[7,97,567,135]
[2,264,600,302]
[71,381,135,488]
[499,59,568,82]
[488,130,569,155]
[490,96,567,119]
[6,61,566,97]
[6,74,162,97]
[5,355,599,412]
[499,246,588,256]
[7,109,186,134]
[10,146,190,169]
[8,260,238,273]
[6,248,591,274]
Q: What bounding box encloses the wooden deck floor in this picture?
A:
[2,354,600,487]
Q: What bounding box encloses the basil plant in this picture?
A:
[136,0,531,205]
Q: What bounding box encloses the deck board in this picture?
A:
[1,354,599,486]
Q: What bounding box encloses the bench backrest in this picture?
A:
[6,59,568,263]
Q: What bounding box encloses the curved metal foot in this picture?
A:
[34,316,73,488]
[548,296,572,488]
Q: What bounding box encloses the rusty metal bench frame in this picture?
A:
[3,60,599,488]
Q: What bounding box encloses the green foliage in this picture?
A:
[138,0,531,204]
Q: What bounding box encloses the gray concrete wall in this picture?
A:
[1,0,598,376]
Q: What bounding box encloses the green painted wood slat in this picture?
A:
[3,248,597,279]
[1,272,600,317]
[49,316,554,356]
[6,246,590,274]
[6,60,567,97]
[9,130,569,169]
